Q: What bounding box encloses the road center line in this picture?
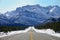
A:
[30,31,33,40]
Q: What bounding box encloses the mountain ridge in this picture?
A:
[0,4,60,26]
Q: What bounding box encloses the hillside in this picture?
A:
[0,5,60,26]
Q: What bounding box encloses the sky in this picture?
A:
[0,0,60,13]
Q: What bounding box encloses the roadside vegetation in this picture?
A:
[0,22,60,33]
[0,26,28,33]
[35,22,60,33]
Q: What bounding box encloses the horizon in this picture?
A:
[0,0,60,13]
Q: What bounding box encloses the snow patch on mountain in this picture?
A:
[49,7,56,13]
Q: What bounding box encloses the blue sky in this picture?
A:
[0,0,60,13]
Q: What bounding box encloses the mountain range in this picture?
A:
[0,4,60,26]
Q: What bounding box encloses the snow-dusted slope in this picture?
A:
[0,5,60,26]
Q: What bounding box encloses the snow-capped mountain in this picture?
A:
[47,6,60,17]
[0,5,60,26]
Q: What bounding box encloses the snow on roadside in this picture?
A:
[32,27,60,37]
[0,27,60,38]
[0,27,31,38]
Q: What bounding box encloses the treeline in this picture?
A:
[0,26,28,33]
[35,22,60,32]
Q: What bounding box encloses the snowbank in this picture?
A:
[0,27,31,38]
[32,27,60,37]
[0,27,60,38]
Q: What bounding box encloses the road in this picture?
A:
[0,29,60,40]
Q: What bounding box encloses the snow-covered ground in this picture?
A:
[32,27,60,37]
[0,27,31,38]
[0,27,60,38]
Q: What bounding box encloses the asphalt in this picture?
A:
[0,29,60,40]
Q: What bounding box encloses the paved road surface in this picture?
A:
[0,29,60,40]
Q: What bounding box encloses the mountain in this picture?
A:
[0,5,60,26]
[47,6,60,17]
